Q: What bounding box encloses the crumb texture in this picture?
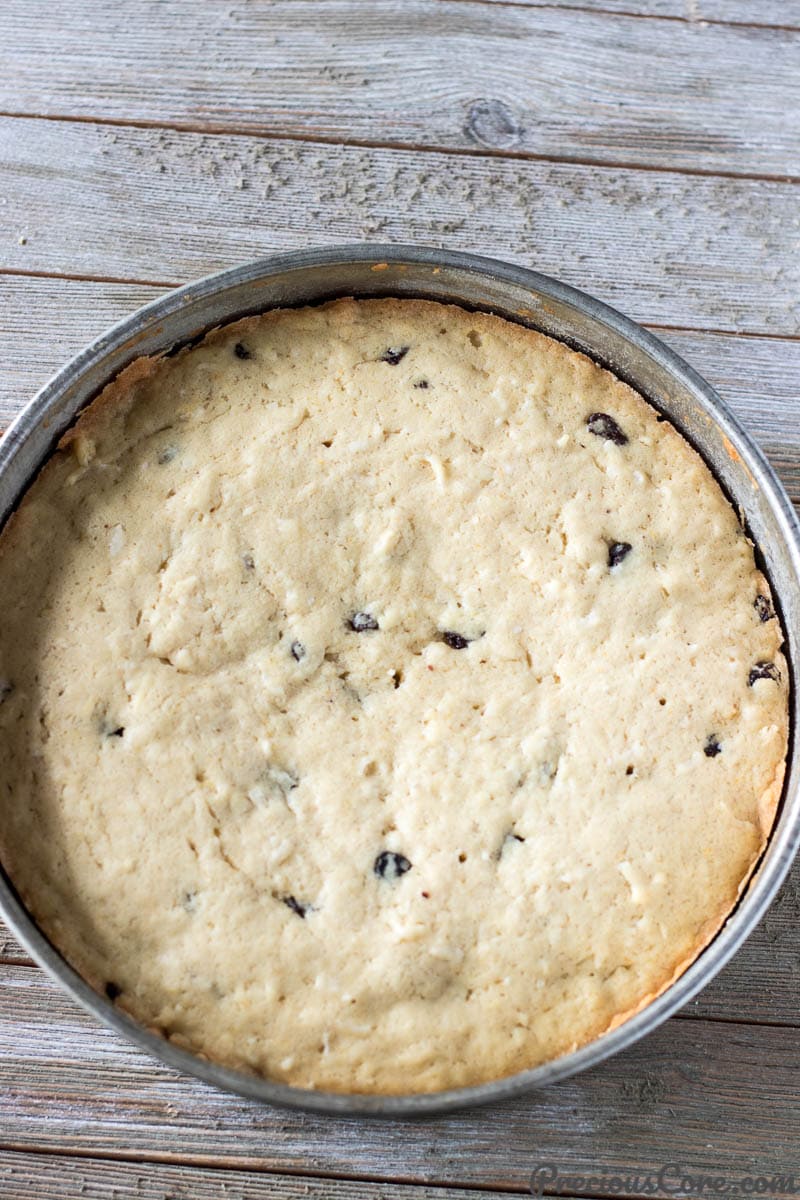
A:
[0,299,788,1094]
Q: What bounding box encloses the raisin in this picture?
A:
[704,735,722,758]
[349,611,379,632]
[414,379,430,389]
[234,342,251,360]
[281,895,309,918]
[105,981,122,1001]
[587,412,628,445]
[242,553,255,571]
[0,679,13,704]
[748,661,780,686]
[290,640,306,661]
[754,594,775,623]
[380,346,409,365]
[374,851,412,880]
[107,726,125,738]
[442,631,470,649]
[608,541,632,568]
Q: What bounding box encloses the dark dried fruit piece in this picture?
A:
[748,661,780,686]
[587,412,628,446]
[234,342,251,360]
[349,611,379,632]
[105,981,122,1001]
[0,679,13,704]
[290,640,306,661]
[414,379,430,389]
[107,725,125,738]
[281,895,309,918]
[608,541,632,569]
[754,594,775,623]
[704,735,722,758]
[442,631,470,649]
[242,553,255,571]
[380,346,409,366]
[374,851,412,880]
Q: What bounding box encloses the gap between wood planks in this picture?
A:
[0,109,797,189]
[0,1145,534,1199]
[3,268,800,345]
[440,0,800,35]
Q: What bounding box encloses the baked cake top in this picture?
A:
[0,298,787,1094]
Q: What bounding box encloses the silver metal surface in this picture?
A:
[1,245,799,1117]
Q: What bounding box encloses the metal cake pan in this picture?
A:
[1,245,798,1116]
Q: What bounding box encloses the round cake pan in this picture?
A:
[1,245,799,1117]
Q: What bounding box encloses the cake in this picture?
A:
[0,298,788,1093]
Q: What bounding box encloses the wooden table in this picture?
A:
[1,3,799,1196]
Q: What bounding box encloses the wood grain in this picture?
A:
[695,0,800,25]
[0,1151,517,1200]
[474,0,800,29]
[0,922,31,965]
[2,119,799,338]
[0,963,798,1193]
[0,276,167,429]
[1,2,799,178]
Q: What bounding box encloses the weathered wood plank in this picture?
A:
[1,119,798,337]
[1,2,799,178]
[0,1151,516,1200]
[477,0,685,14]
[0,276,167,428]
[475,0,800,28]
[0,963,798,1193]
[0,920,31,965]
[696,0,800,25]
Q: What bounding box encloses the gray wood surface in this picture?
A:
[475,0,800,26]
[2,118,799,337]
[1,1,799,1196]
[1,1,798,178]
[0,963,799,1192]
[0,921,27,964]
[0,1153,515,1200]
